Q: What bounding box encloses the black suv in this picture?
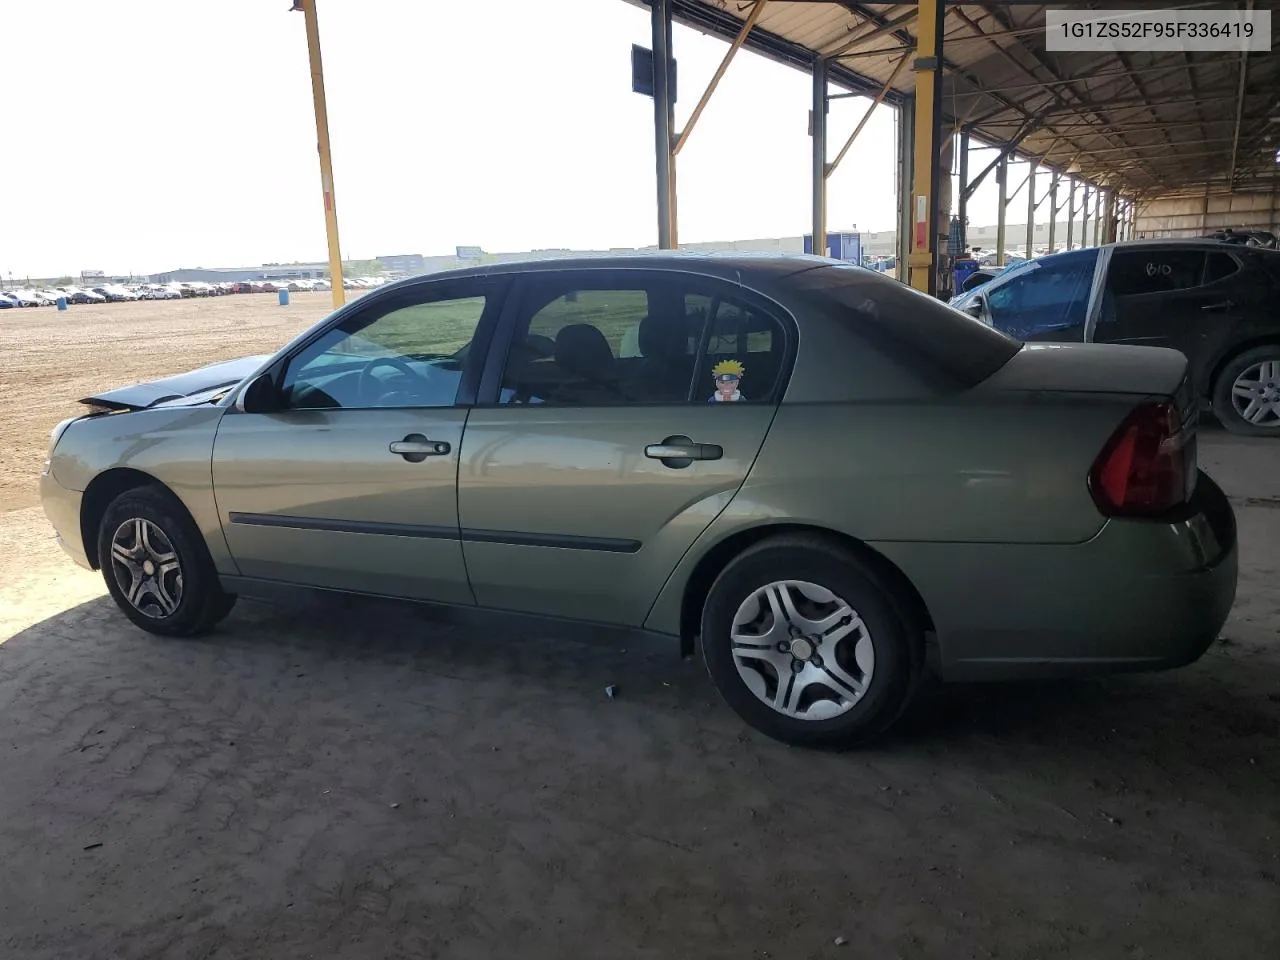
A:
[950,240,1280,435]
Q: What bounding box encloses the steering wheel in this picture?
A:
[357,356,424,405]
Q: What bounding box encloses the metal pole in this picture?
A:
[957,129,969,250]
[296,0,345,308]
[897,97,915,273]
[651,0,675,248]
[1066,179,1075,249]
[1025,160,1036,257]
[812,58,828,254]
[908,0,945,295]
[1048,174,1058,252]
[1093,188,1103,246]
[996,153,1007,265]
[1081,184,1090,247]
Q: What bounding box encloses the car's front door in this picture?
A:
[456,269,792,626]
[212,277,505,603]
[981,248,1100,343]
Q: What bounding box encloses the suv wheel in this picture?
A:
[700,535,923,748]
[1213,345,1280,436]
[98,485,236,636]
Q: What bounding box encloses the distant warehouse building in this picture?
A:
[149,263,330,284]
[377,253,426,276]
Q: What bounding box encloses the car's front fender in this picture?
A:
[49,407,236,574]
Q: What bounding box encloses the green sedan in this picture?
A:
[39,255,1238,747]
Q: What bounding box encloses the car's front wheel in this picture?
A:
[700,535,923,748]
[98,485,236,636]
[1213,345,1280,436]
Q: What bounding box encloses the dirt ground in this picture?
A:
[1,297,1277,959]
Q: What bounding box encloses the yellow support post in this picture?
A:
[907,0,945,295]
[295,0,346,308]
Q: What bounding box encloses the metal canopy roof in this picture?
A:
[657,0,1280,194]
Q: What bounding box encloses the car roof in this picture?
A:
[375,251,839,290]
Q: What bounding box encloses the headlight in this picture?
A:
[44,416,80,475]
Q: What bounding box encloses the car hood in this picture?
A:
[81,354,270,411]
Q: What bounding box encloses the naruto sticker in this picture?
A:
[709,359,745,402]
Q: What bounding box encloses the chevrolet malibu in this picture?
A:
[40,255,1238,747]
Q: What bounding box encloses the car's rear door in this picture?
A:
[1090,246,1263,387]
[212,276,506,603]
[455,268,792,627]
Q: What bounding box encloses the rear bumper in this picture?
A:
[877,471,1238,682]
[40,472,91,569]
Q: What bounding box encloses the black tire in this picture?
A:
[700,535,924,749]
[97,484,236,636]
[1212,344,1280,436]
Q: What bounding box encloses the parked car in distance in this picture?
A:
[40,254,1238,747]
[12,289,51,306]
[1204,229,1277,249]
[58,287,105,304]
[950,239,1280,435]
[0,292,18,309]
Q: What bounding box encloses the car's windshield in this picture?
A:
[792,263,1022,389]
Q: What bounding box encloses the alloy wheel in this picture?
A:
[1230,360,1280,427]
[730,579,874,721]
[109,518,184,618]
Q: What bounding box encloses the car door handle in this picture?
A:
[389,433,451,462]
[1201,299,1234,312]
[644,435,723,468]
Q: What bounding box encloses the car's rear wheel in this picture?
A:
[700,535,923,748]
[1213,345,1280,436]
[98,485,236,636]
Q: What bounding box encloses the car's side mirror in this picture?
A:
[963,298,983,319]
[236,373,281,414]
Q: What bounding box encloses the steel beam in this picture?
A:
[957,129,970,250]
[1025,160,1037,257]
[295,0,346,309]
[1228,1,1253,189]
[652,0,676,249]
[827,53,909,177]
[812,57,828,254]
[1066,179,1075,249]
[897,97,915,271]
[826,8,918,58]
[1048,174,1059,252]
[1081,184,1090,248]
[907,0,945,295]
[996,154,1007,265]
[673,0,766,156]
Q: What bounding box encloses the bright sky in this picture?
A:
[0,0,1013,279]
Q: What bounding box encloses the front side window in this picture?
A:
[497,273,788,406]
[985,249,1098,339]
[281,286,490,410]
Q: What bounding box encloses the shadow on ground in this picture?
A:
[1,578,1277,960]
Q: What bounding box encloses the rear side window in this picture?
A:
[496,272,790,406]
[1205,251,1240,284]
[1108,249,1206,295]
[792,264,1020,389]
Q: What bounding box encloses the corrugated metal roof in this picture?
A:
[649,0,1280,194]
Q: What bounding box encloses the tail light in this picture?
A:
[1089,401,1195,518]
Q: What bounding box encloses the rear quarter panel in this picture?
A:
[50,407,233,573]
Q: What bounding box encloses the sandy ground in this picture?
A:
[0,297,1277,958]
